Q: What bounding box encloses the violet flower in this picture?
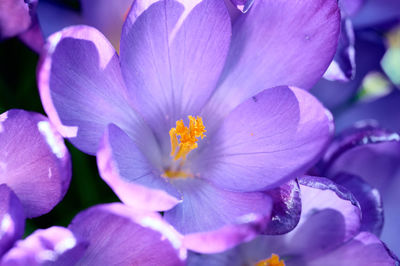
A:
[38,0,339,249]
[0,109,71,218]
[1,203,186,265]
[188,176,399,266]
[316,125,400,256]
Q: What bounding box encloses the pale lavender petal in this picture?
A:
[38,25,157,156]
[69,203,186,265]
[263,180,301,235]
[205,0,340,119]
[196,86,332,192]
[308,232,399,266]
[1,226,87,266]
[287,176,361,256]
[120,0,231,152]
[0,109,71,218]
[164,178,272,235]
[97,124,181,212]
[81,0,133,49]
[0,184,24,257]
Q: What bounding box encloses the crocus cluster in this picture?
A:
[0,0,400,265]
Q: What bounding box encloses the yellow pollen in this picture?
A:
[255,254,285,266]
[169,116,206,161]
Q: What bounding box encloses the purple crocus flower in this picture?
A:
[0,109,71,218]
[188,176,399,266]
[316,125,400,257]
[37,0,340,248]
[0,0,44,51]
[1,203,186,265]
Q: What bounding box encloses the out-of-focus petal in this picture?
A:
[311,31,386,110]
[0,109,71,218]
[18,16,45,53]
[0,0,36,39]
[332,173,383,235]
[0,184,25,257]
[81,0,133,49]
[196,86,332,192]
[205,0,340,119]
[97,124,181,212]
[37,1,83,37]
[164,178,272,235]
[323,19,355,82]
[38,25,157,156]
[308,232,399,266]
[340,0,365,17]
[263,180,301,235]
[1,226,87,266]
[120,0,231,152]
[69,203,186,265]
[351,0,400,29]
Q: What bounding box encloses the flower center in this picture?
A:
[255,254,285,266]
[163,116,206,178]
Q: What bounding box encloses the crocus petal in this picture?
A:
[351,0,400,29]
[38,25,157,155]
[339,0,365,17]
[97,124,181,212]
[311,31,386,110]
[164,178,272,235]
[0,0,36,39]
[286,176,361,256]
[0,184,25,257]
[1,226,87,266]
[205,0,340,119]
[81,0,133,49]
[18,16,45,53]
[120,0,231,151]
[196,86,332,192]
[229,0,254,13]
[263,180,301,235]
[0,109,71,218]
[308,232,399,266]
[323,19,355,82]
[332,173,383,236]
[69,203,186,265]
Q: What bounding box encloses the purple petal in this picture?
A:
[18,16,45,53]
[1,226,87,266]
[0,0,36,39]
[229,0,254,13]
[339,0,365,17]
[332,173,383,236]
[97,124,181,212]
[164,178,272,235]
[69,203,186,265]
[323,19,355,82]
[36,1,83,38]
[0,109,71,218]
[289,176,361,256]
[0,184,25,257]
[308,232,399,266]
[81,0,133,49]
[205,0,340,119]
[120,0,231,152]
[311,31,386,110]
[351,0,400,29]
[336,90,400,133]
[263,180,301,235]
[38,25,157,155]
[196,86,332,192]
